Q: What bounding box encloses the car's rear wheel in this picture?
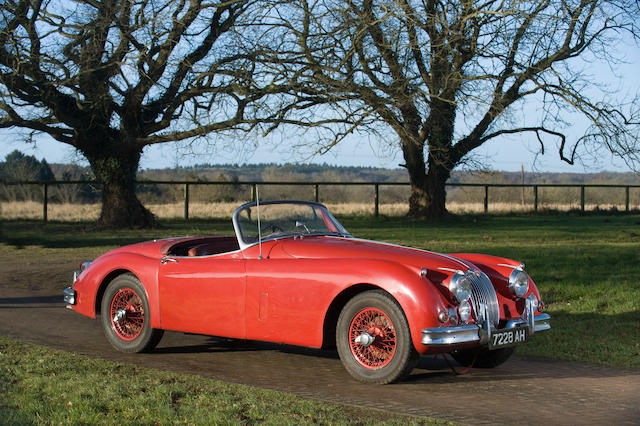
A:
[101,274,163,353]
[451,346,515,368]
[336,290,418,384]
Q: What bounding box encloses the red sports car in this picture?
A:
[64,200,550,383]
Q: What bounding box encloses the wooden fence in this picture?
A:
[1,179,639,223]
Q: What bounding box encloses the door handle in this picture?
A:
[160,257,179,264]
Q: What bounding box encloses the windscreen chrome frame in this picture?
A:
[232,200,351,251]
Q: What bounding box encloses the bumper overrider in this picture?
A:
[63,269,81,306]
[422,296,550,348]
[63,287,76,305]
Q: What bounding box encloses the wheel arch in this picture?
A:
[95,269,137,316]
[322,284,401,350]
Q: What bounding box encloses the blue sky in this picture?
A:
[2,46,639,174]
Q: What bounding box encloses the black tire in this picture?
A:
[451,346,515,368]
[100,274,164,353]
[336,290,418,384]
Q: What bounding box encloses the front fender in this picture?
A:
[70,251,162,328]
[320,259,450,354]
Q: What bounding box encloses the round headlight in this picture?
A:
[509,269,530,298]
[458,300,472,322]
[449,271,472,302]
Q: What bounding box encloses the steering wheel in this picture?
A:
[260,224,284,235]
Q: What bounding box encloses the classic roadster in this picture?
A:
[64,200,550,383]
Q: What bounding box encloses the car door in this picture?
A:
[244,257,341,348]
[158,255,246,339]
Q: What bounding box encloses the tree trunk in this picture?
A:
[86,148,157,228]
[406,162,451,220]
[402,101,456,220]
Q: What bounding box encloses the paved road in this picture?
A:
[1,285,638,425]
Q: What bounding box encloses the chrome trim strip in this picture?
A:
[497,263,525,270]
[349,238,471,271]
[63,287,76,305]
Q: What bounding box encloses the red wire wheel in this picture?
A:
[348,307,397,369]
[109,287,145,341]
[337,290,418,383]
[101,274,163,353]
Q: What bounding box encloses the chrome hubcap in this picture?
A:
[354,332,375,347]
[113,308,127,323]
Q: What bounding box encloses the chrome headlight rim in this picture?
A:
[509,268,530,298]
[449,271,472,303]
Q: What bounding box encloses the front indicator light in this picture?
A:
[448,307,458,324]
[437,309,449,323]
[458,300,471,322]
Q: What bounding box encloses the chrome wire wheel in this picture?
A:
[109,288,145,341]
[349,307,397,369]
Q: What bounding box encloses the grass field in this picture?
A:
[1,213,639,422]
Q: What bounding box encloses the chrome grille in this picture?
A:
[468,271,499,327]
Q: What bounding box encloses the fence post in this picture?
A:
[251,183,257,202]
[184,183,189,221]
[484,185,489,214]
[374,184,379,217]
[314,184,319,202]
[580,186,585,212]
[534,185,538,212]
[625,186,630,212]
[42,183,48,225]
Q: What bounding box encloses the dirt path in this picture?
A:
[1,284,638,425]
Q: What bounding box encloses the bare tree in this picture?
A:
[261,0,640,218]
[0,0,272,227]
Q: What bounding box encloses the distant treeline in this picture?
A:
[1,152,639,207]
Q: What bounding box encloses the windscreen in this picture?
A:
[235,202,349,245]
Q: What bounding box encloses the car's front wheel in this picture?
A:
[451,346,515,368]
[101,274,164,353]
[336,290,418,384]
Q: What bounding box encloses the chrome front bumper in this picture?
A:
[422,297,550,347]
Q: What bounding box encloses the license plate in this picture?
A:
[489,326,529,350]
